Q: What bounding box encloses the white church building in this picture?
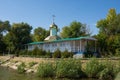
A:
[27,22,96,57]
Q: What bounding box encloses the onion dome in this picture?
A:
[50,22,58,29]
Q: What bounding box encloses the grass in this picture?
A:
[36,58,120,79]
[28,62,37,68]
[0,56,120,79]
[55,59,83,78]
[17,62,26,73]
[37,62,54,77]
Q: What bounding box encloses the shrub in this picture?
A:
[56,59,83,78]
[37,62,54,77]
[45,50,52,58]
[83,51,93,58]
[99,68,113,80]
[15,49,20,57]
[98,60,120,80]
[115,48,120,57]
[98,61,115,80]
[61,50,73,58]
[32,46,40,57]
[19,50,28,56]
[52,49,61,58]
[17,62,26,73]
[27,50,33,57]
[28,62,37,67]
[84,58,104,78]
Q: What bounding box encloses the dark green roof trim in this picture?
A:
[27,36,96,45]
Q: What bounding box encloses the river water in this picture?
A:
[0,66,97,80]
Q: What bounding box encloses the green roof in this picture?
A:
[28,42,44,45]
[28,36,96,45]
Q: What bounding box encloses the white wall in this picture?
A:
[28,39,88,53]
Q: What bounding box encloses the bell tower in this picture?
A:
[44,15,61,41]
[50,15,58,36]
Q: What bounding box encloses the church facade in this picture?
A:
[27,22,96,57]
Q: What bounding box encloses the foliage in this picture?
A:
[96,8,120,56]
[15,58,120,79]
[84,58,104,78]
[52,49,61,58]
[0,20,10,33]
[32,47,40,56]
[45,50,52,58]
[60,21,90,38]
[37,62,54,77]
[115,48,120,56]
[83,41,96,58]
[98,60,117,80]
[32,27,49,41]
[19,50,28,56]
[28,62,37,67]
[0,20,10,53]
[61,50,73,58]
[83,51,93,58]
[32,48,46,57]
[4,22,32,54]
[84,58,120,79]
[55,59,83,78]
[17,62,26,73]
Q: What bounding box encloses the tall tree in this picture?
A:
[0,20,11,53]
[4,22,32,54]
[33,27,49,41]
[60,21,90,38]
[0,20,11,34]
[96,8,120,55]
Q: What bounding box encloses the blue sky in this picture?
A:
[0,0,120,35]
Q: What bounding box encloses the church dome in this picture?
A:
[50,22,58,29]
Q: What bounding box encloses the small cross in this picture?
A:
[52,15,55,23]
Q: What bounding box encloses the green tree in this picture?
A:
[32,27,49,41]
[4,22,32,54]
[0,20,11,33]
[0,20,11,53]
[60,21,90,38]
[96,8,120,56]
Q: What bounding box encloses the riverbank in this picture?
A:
[0,56,120,73]
[0,56,55,73]
[0,56,120,80]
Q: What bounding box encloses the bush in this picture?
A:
[32,47,40,57]
[99,68,113,80]
[98,61,115,80]
[84,58,104,78]
[37,62,54,77]
[84,58,120,79]
[83,51,93,58]
[52,49,61,58]
[15,49,20,57]
[19,50,28,56]
[28,62,37,67]
[27,50,33,57]
[45,50,52,58]
[115,48,120,57]
[56,59,83,78]
[98,60,120,80]
[17,62,26,73]
[61,50,73,58]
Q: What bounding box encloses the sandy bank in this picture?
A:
[0,56,54,73]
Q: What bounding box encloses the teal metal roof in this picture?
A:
[28,42,44,45]
[28,36,96,45]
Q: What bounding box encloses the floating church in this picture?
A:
[27,19,96,58]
